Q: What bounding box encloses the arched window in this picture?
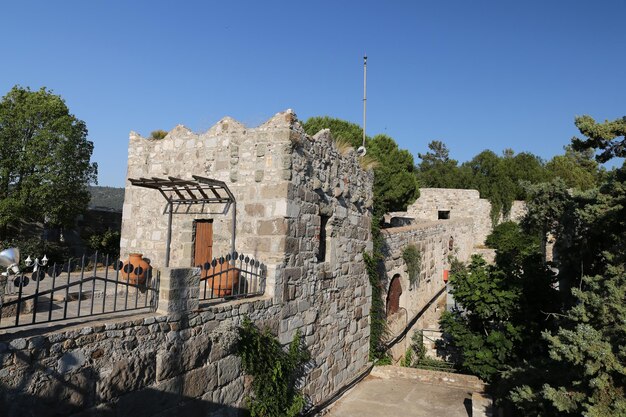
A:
[386,274,403,316]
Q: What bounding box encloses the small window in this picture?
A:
[318,215,330,262]
[438,210,450,220]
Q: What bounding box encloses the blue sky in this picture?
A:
[1,0,625,186]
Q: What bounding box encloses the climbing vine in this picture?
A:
[236,318,310,417]
[402,244,422,289]
[365,206,391,362]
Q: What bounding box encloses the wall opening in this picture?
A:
[386,274,403,316]
[438,210,450,220]
[318,215,330,262]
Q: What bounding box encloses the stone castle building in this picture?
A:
[0,109,513,416]
[119,109,373,407]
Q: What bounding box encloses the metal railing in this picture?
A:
[0,253,159,330]
[198,252,265,301]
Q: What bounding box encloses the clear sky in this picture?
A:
[1,0,624,186]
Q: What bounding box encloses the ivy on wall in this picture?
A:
[402,244,422,290]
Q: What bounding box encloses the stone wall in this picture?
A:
[0,284,275,416]
[406,188,527,247]
[0,254,371,416]
[380,218,474,360]
[29,109,375,415]
[406,188,493,246]
[506,200,527,223]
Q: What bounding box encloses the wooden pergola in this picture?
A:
[128,175,236,267]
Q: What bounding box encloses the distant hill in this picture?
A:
[88,186,125,212]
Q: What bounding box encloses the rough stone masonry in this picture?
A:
[0,110,374,416]
[0,109,503,416]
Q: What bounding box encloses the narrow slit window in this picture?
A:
[318,215,330,262]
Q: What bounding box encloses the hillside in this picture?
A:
[88,186,125,212]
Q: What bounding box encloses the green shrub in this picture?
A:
[236,318,310,417]
[150,129,168,139]
[402,244,422,289]
[86,228,121,257]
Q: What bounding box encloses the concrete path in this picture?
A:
[325,366,490,417]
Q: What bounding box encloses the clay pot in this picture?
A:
[121,253,151,285]
[205,264,240,297]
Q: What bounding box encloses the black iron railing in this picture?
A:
[0,253,159,329]
[198,252,265,301]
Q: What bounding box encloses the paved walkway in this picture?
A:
[326,366,489,417]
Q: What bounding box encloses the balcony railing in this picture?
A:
[198,252,265,301]
[0,253,159,330]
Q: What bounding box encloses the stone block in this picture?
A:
[97,352,157,401]
[217,355,241,386]
[57,350,86,374]
[182,365,215,398]
[28,369,95,415]
[257,219,288,235]
[114,376,182,417]
[245,203,265,217]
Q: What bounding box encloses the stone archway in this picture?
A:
[386,274,403,316]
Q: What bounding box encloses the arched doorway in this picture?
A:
[386,274,403,316]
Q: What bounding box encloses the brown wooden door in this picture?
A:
[194,220,213,275]
[386,275,402,316]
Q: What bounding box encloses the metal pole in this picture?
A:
[165,200,173,267]
[231,201,236,260]
[363,54,367,148]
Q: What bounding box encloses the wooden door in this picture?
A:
[194,220,213,275]
[386,275,403,316]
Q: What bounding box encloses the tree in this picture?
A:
[0,86,97,240]
[417,140,467,188]
[485,221,541,273]
[508,117,626,416]
[546,145,601,191]
[302,117,419,215]
[367,134,419,214]
[461,150,517,222]
[439,255,522,382]
[501,151,548,200]
[571,115,626,162]
[302,116,365,149]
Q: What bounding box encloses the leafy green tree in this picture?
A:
[508,117,626,416]
[461,150,517,222]
[87,228,121,257]
[368,134,419,214]
[571,115,626,162]
[439,256,521,382]
[417,140,468,188]
[485,221,541,273]
[502,151,549,200]
[302,117,419,215]
[546,146,601,191]
[0,86,97,240]
[302,116,365,149]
